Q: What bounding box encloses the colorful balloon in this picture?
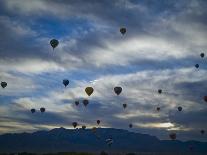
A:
[85,87,94,96]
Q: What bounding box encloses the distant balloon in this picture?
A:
[158,89,162,94]
[129,123,133,128]
[178,106,182,112]
[1,82,7,88]
[203,96,207,102]
[157,107,160,111]
[201,130,205,135]
[169,133,176,140]
[83,99,89,107]
[200,53,205,58]
[50,39,59,49]
[72,122,78,128]
[106,138,113,147]
[97,120,100,125]
[82,125,86,130]
[195,64,199,68]
[31,109,36,113]
[114,86,122,95]
[120,27,126,35]
[40,107,45,113]
[85,87,94,96]
[123,103,127,109]
[63,79,69,87]
[75,101,79,106]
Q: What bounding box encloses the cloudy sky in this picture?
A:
[0,0,207,141]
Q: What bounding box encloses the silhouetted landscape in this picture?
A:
[0,128,207,154]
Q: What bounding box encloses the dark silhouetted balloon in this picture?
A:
[157,107,160,111]
[178,106,182,111]
[129,123,133,128]
[83,99,89,106]
[123,103,127,109]
[63,79,69,87]
[158,89,162,94]
[75,101,79,106]
[40,107,45,113]
[114,86,122,95]
[82,125,86,130]
[203,96,207,102]
[50,39,59,49]
[72,122,78,128]
[97,120,100,125]
[1,82,7,88]
[85,87,94,96]
[31,109,36,113]
[120,27,126,35]
[169,133,176,140]
[195,64,199,68]
[201,130,205,135]
[200,53,205,58]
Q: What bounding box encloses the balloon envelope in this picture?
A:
[97,120,100,125]
[120,27,126,35]
[85,87,94,96]
[75,101,79,106]
[129,124,133,128]
[114,86,122,95]
[31,109,36,113]
[195,64,199,68]
[200,53,205,58]
[40,107,45,113]
[50,39,59,49]
[63,79,69,87]
[178,106,182,111]
[123,103,127,109]
[83,99,89,106]
[72,122,78,128]
[158,89,162,94]
[169,133,176,140]
[1,82,7,88]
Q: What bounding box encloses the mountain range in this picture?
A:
[0,127,207,154]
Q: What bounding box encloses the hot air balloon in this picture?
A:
[31,109,36,113]
[178,106,182,111]
[158,89,162,94]
[85,87,94,96]
[195,64,199,68]
[63,79,69,87]
[40,107,45,113]
[120,27,126,35]
[1,82,7,88]
[200,53,205,58]
[106,138,113,147]
[123,103,127,109]
[203,96,207,102]
[72,122,78,128]
[97,120,100,125]
[157,107,160,111]
[83,99,89,107]
[169,133,176,140]
[50,39,59,50]
[201,130,205,135]
[82,125,86,130]
[114,86,122,95]
[75,101,79,106]
[129,123,133,128]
